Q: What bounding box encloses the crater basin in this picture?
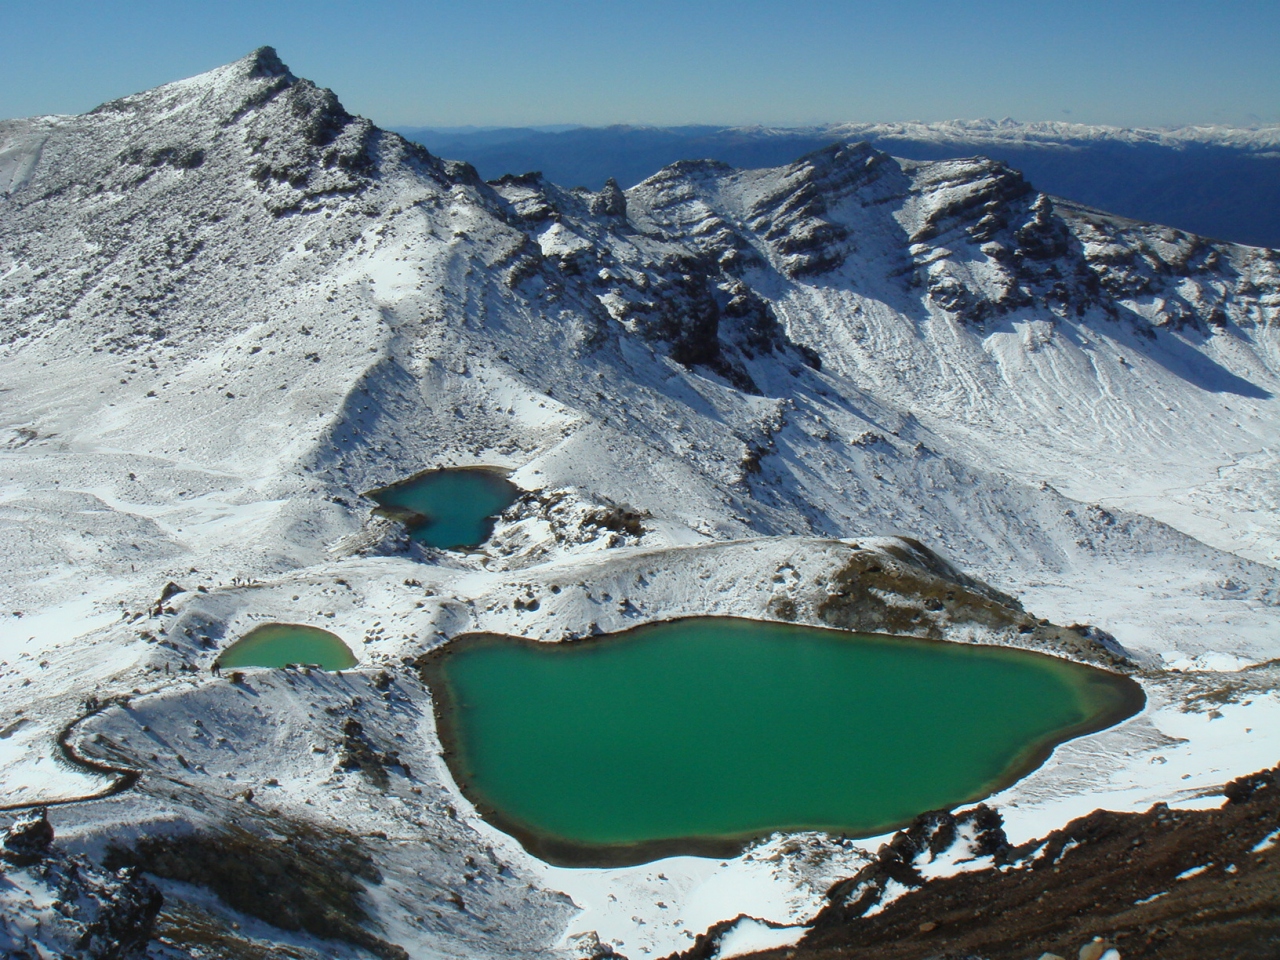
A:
[422,617,1143,866]
[215,623,356,671]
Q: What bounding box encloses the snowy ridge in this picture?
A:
[1,48,1280,958]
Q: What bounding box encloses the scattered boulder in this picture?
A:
[1078,938,1119,960]
[149,581,185,617]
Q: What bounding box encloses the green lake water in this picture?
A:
[426,617,1142,866]
[368,467,518,550]
[216,623,357,671]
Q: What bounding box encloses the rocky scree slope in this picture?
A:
[699,762,1280,960]
[1,47,1279,960]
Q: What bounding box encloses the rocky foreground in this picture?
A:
[681,764,1280,960]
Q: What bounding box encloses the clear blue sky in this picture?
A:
[3,0,1278,128]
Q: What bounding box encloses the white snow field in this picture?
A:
[1,48,1278,958]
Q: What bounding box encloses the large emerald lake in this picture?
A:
[368,467,517,550]
[424,617,1142,866]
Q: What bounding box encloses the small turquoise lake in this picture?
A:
[368,467,518,550]
[422,617,1143,866]
[216,623,356,671]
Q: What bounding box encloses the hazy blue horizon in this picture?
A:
[3,0,1278,130]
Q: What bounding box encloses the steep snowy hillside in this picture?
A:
[1,49,1278,958]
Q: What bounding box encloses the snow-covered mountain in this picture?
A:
[400,118,1280,247]
[2,48,1279,958]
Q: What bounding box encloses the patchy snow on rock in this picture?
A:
[711,918,808,959]
[1252,828,1280,854]
[538,831,871,957]
[1174,862,1213,880]
[1167,794,1228,811]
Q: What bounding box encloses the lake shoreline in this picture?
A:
[416,617,1146,868]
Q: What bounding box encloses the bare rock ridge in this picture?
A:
[395,118,1280,247]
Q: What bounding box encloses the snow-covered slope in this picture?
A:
[1,49,1279,958]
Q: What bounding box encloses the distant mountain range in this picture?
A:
[397,120,1280,248]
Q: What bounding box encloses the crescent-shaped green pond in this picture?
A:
[215,623,356,671]
[423,617,1143,866]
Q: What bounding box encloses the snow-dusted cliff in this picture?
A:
[1,48,1278,958]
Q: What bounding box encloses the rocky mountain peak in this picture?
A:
[244,45,293,80]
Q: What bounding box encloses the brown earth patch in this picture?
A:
[818,539,1133,668]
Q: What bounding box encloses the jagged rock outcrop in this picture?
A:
[0,810,163,959]
[590,177,627,218]
[2,806,54,866]
[822,805,1011,920]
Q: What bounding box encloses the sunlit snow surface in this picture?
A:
[1,47,1279,959]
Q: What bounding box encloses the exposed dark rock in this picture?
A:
[745,142,889,278]
[677,913,803,960]
[150,580,185,617]
[245,45,291,80]
[73,867,164,960]
[822,805,1010,921]
[714,762,1280,960]
[910,158,1033,244]
[1067,623,1133,661]
[816,543,1025,641]
[242,76,378,215]
[0,828,163,960]
[492,171,562,222]
[1015,195,1073,261]
[118,144,206,173]
[337,717,391,788]
[590,177,628,218]
[647,254,724,367]
[582,503,648,537]
[2,806,54,865]
[814,539,1137,667]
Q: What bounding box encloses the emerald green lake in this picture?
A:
[425,618,1143,866]
[368,467,518,550]
[215,623,356,671]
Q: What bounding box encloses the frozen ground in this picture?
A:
[0,48,1278,958]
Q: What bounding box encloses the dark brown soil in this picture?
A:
[709,765,1280,960]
